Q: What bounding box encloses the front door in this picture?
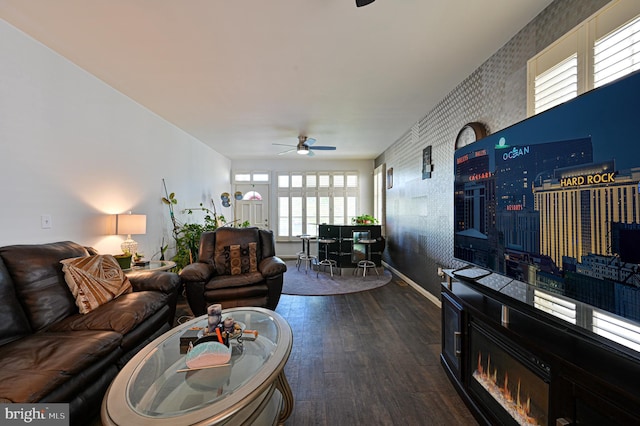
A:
[234,184,270,229]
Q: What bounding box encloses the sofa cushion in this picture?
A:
[213,228,261,274]
[0,241,89,331]
[0,258,32,346]
[0,330,122,403]
[48,291,169,336]
[60,255,133,314]
[204,271,264,290]
[224,242,258,275]
[126,270,182,293]
[203,284,268,306]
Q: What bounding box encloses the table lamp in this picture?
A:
[116,213,146,255]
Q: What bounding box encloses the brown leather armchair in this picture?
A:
[180,227,287,316]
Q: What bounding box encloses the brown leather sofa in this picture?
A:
[0,241,180,425]
[180,227,286,316]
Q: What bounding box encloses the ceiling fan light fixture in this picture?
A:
[297,145,309,155]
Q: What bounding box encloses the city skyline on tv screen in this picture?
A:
[453,71,640,320]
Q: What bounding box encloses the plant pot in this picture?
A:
[114,254,132,270]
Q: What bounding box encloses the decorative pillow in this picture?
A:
[220,242,258,275]
[60,255,133,314]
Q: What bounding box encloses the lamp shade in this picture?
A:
[116,214,146,235]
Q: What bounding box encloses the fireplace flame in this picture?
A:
[473,351,540,425]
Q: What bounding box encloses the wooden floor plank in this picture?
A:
[276,276,478,425]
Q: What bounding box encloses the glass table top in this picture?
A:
[103,307,292,425]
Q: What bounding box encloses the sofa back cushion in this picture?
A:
[0,241,89,331]
[212,228,261,275]
[259,229,276,259]
[0,257,32,345]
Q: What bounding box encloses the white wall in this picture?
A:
[232,158,375,257]
[0,20,231,258]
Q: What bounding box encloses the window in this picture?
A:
[528,0,640,116]
[234,171,271,183]
[235,173,251,182]
[534,54,578,115]
[252,172,270,182]
[243,191,262,201]
[277,172,359,238]
[594,14,640,88]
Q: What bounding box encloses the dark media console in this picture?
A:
[441,269,640,426]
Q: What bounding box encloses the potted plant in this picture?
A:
[162,180,254,271]
[114,251,133,270]
[352,214,378,225]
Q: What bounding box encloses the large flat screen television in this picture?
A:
[453,70,640,321]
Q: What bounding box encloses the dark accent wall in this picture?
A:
[375,0,610,298]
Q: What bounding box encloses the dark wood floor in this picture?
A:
[275,276,478,426]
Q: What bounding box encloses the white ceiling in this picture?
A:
[0,0,553,160]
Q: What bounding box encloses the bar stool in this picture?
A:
[297,235,317,274]
[295,249,305,269]
[317,238,338,278]
[295,234,308,269]
[355,238,379,278]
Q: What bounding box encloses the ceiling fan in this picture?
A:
[273,136,337,157]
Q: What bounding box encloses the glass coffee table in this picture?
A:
[125,260,177,273]
[101,307,293,425]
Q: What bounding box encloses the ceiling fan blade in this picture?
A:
[304,137,316,146]
[307,150,315,157]
[278,148,296,155]
[273,143,296,147]
[309,146,336,151]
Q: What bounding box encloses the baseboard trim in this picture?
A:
[382,261,441,308]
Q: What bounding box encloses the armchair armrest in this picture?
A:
[259,256,287,278]
[181,262,216,317]
[180,262,216,282]
[127,270,181,294]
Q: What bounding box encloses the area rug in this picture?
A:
[282,260,392,296]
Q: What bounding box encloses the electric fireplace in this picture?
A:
[468,321,550,426]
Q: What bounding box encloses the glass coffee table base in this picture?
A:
[276,372,293,424]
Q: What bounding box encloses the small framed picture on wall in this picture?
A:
[422,146,432,179]
[387,167,393,189]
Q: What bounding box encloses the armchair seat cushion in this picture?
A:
[204,284,268,303]
[204,271,264,290]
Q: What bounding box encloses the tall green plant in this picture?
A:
[161,179,249,270]
[172,205,221,269]
[161,179,220,270]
